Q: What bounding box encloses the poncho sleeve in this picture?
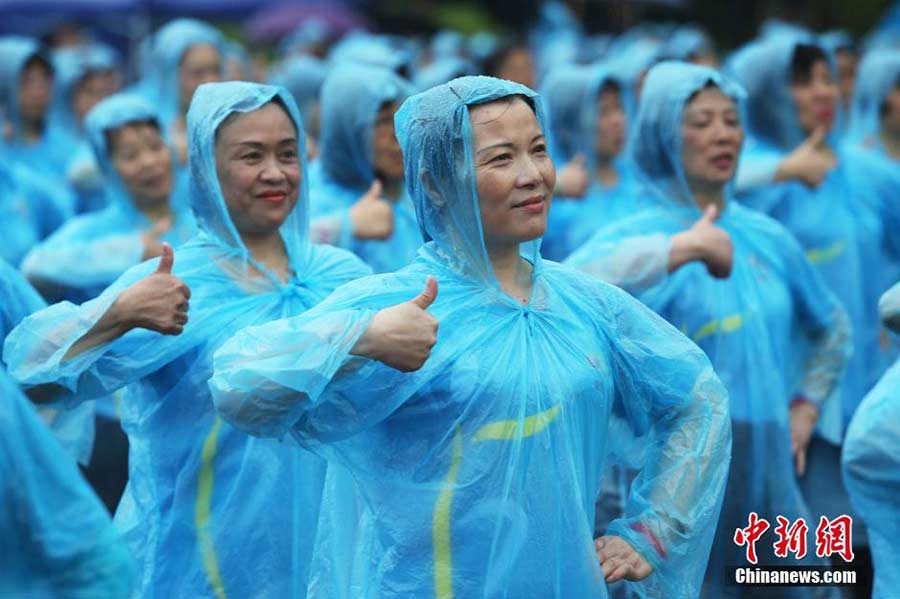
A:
[593,281,732,599]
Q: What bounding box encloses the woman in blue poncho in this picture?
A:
[540,63,638,260]
[0,366,133,598]
[307,63,423,273]
[566,61,851,598]
[0,36,71,181]
[210,75,732,598]
[843,281,900,599]
[849,48,900,163]
[21,93,195,304]
[0,36,78,219]
[730,34,900,547]
[5,81,371,598]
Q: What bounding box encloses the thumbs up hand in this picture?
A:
[112,244,192,336]
[555,152,590,199]
[349,180,395,240]
[140,217,173,260]
[774,127,836,189]
[351,276,439,372]
[669,204,733,278]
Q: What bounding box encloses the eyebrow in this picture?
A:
[475,134,545,156]
[231,139,297,148]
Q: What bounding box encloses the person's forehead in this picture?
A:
[686,88,736,110]
[220,104,297,140]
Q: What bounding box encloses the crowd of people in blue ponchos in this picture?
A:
[2,2,900,597]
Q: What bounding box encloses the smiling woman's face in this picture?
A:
[470,96,556,253]
[214,101,301,238]
[109,122,173,209]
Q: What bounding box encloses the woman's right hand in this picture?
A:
[774,127,837,189]
[351,277,439,371]
[113,244,191,335]
[350,180,394,240]
[669,204,733,278]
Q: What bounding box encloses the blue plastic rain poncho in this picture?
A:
[540,63,638,260]
[209,75,732,598]
[151,19,224,129]
[308,64,423,273]
[0,36,71,177]
[0,36,78,217]
[662,26,716,64]
[0,257,96,464]
[4,81,371,598]
[849,48,900,161]
[21,93,196,304]
[0,367,133,598]
[566,62,851,596]
[0,158,71,267]
[730,34,900,430]
[843,281,900,599]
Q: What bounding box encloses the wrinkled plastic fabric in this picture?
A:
[731,36,900,429]
[151,19,224,128]
[5,81,371,599]
[0,160,71,267]
[849,48,900,159]
[210,75,732,599]
[843,354,900,598]
[309,64,422,273]
[0,258,96,464]
[0,367,134,598]
[566,62,850,597]
[21,93,195,303]
[540,63,640,260]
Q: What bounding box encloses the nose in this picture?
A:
[259,154,288,183]
[514,154,542,189]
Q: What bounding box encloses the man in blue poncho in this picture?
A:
[5,81,371,598]
[566,61,851,598]
[210,75,732,598]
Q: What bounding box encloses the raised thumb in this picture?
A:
[807,126,826,149]
[698,203,719,224]
[366,179,383,200]
[410,276,438,310]
[155,243,174,274]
